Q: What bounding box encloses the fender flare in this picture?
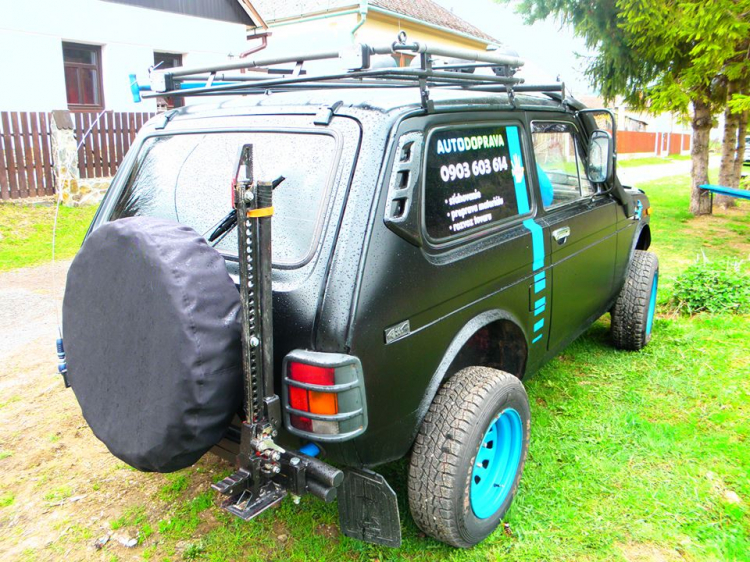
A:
[411,309,528,438]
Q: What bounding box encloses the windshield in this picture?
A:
[110,131,338,267]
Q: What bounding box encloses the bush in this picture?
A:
[671,259,750,315]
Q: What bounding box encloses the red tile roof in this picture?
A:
[252,0,498,44]
[370,0,498,43]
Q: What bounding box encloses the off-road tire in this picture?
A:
[407,367,530,548]
[611,249,659,351]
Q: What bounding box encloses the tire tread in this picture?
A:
[611,250,659,350]
[407,367,527,547]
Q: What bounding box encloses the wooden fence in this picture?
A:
[0,111,54,199]
[617,130,691,155]
[0,110,155,199]
[74,111,154,179]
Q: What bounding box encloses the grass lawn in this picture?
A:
[0,202,98,271]
[3,175,749,561]
[87,173,749,561]
[618,154,692,168]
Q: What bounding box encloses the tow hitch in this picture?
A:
[211,145,343,518]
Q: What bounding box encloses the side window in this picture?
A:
[532,122,594,209]
[424,124,531,240]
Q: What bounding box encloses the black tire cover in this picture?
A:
[63,217,242,472]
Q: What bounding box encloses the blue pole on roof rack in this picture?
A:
[129,74,238,103]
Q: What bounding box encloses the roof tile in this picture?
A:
[252,0,498,44]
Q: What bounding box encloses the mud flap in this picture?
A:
[337,468,401,548]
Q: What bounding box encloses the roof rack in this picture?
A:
[130,32,565,112]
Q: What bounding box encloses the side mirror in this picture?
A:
[587,130,614,183]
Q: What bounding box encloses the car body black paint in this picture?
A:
[88,89,651,468]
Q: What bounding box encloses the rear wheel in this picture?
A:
[408,367,530,548]
[611,249,659,351]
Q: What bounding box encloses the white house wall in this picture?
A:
[0,0,250,112]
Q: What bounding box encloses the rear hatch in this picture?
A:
[107,118,346,270]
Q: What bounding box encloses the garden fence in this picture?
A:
[0,111,54,199]
[0,110,154,199]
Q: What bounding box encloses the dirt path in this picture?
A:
[0,262,229,561]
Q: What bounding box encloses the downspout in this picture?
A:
[351,0,368,39]
[240,31,270,58]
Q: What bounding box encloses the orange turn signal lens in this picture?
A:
[309,390,338,415]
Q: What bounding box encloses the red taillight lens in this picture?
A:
[290,363,335,386]
[288,363,338,433]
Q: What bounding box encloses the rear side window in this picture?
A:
[110,131,338,267]
[424,124,531,240]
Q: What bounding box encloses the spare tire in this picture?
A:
[63,217,242,473]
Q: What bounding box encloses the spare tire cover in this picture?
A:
[63,217,242,472]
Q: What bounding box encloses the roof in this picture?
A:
[370,0,497,43]
[252,0,498,44]
[103,0,265,26]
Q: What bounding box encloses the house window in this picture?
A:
[63,42,103,110]
[154,52,184,111]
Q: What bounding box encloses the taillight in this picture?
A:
[282,351,367,441]
[288,363,338,434]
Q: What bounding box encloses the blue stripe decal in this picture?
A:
[534,296,546,309]
[523,218,544,271]
[532,334,543,344]
[506,126,530,215]
[534,272,546,282]
[534,279,546,293]
[534,305,545,317]
[533,318,545,332]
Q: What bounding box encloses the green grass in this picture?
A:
[0,202,97,271]
[0,493,14,508]
[618,155,691,167]
[110,506,147,531]
[159,472,191,501]
[5,173,749,560]
[43,486,73,503]
[96,171,749,562]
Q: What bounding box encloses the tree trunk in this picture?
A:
[690,98,713,216]
[732,110,748,186]
[716,84,740,208]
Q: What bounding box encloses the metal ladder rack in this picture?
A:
[132,33,565,111]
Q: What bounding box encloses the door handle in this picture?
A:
[552,226,571,245]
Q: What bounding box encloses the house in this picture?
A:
[0,0,266,113]
[249,0,499,61]
[578,95,691,158]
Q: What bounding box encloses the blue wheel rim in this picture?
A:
[470,408,523,519]
[646,271,658,336]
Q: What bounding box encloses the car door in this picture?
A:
[529,119,617,352]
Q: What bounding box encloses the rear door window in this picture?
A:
[110,131,338,268]
[424,124,531,240]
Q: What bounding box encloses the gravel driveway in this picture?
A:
[0,261,70,363]
[618,155,721,186]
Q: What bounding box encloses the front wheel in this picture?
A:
[408,367,530,548]
[611,249,659,351]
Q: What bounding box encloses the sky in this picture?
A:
[432,0,597,96]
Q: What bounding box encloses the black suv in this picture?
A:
[61,38,657,549]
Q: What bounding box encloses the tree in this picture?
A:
[715,33,750,208]
[513,0,750,215]
[716,81,748,208]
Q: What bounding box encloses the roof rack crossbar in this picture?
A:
[143,67,524,100]
[131,34,571,111]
